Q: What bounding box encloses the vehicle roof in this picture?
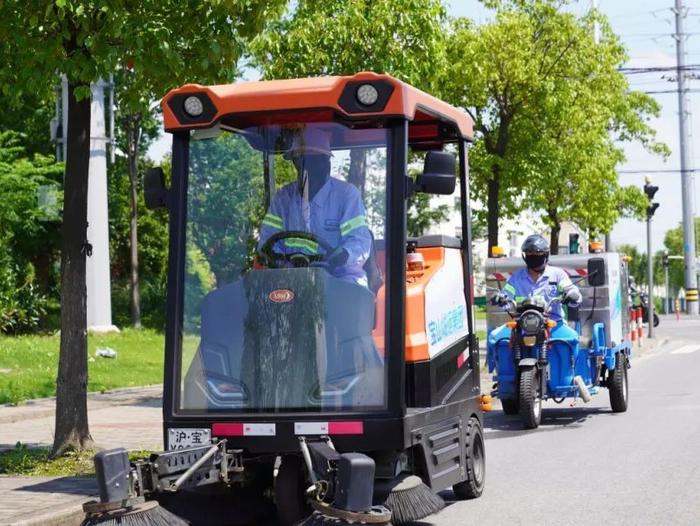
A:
[162,72,473,143]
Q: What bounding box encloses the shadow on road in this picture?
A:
[483,405,616,438]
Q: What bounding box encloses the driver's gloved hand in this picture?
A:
[327,247,349,269]
[491,292,508,306]
[563,288,582,305]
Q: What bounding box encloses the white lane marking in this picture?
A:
[670,345,700,355]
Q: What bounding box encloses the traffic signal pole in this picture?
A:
[647,213,654,338]
[644,178,660,338]
[674,0,699,314]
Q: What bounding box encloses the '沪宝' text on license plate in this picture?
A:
[168,428,211,450]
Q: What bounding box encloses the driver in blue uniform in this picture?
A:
[495,234,582,321]
[258,128,372,287]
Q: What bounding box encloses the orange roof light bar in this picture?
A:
[162,72,473,142]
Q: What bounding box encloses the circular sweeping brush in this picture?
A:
[380,475,444,525]
[298,510,392,526]
[81,500,189,526]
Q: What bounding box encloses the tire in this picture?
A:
[275,455,310,526]
[519,367,542,429]
[453,416,486,499]
[653,313,660,327]
[609,353,629,413]
[500,397,519,415]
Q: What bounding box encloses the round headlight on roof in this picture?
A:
[183,95,204,117]
[356,84,379,106]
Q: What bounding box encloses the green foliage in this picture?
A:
[0,443,153,476]
[441,1,667,246]
[107,154,169,329]
[0,132,63,333]
[407,193,451,238]
[663,218,700,292]
[252,0,447,93]
[0,1,288,104]
[0,329,165,404]
[188,133,265,286]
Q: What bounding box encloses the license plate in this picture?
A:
[168,428,211,450]
[523,336,537,346]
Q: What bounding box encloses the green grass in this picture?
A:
[0,443,152,476]
[0,329,165,405]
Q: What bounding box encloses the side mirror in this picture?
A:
[415,151,456,195]
[587,257,606,287]
[144,167,168,210]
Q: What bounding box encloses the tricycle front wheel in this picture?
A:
[609,353,629,413]
[500,397,519,415]
[519,367,542,429]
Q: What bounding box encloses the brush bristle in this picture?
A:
[382,476,444,525]
[297,511,392,526]
[81,501,189,526]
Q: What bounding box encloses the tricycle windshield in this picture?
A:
[179,122,389,413]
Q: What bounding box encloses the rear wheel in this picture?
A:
[653,313,660,327]
[500,397,519,415]
[453,416,486,499]
[519,367,542,429]
[609,353,629,413]
[275,455,310,526]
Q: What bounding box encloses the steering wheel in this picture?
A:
[258,231,335,269]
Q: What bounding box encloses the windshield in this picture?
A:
[179,122,389,413]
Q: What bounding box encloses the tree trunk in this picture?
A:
[52,82,94,456]
[348,148,367,198]
[548,208,561,256]
[127,114,141,328]
[486,167,500,256]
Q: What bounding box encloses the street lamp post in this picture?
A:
[644,178,659,338]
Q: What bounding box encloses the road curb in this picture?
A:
[0,385,162,425]
[3,505,85,526]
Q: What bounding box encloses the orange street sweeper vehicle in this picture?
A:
[84,72,485,526]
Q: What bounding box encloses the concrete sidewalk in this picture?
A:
[0,386,164,525]
[0,386,163,453]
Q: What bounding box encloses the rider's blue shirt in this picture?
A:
[258,178,371,286]
[502,265,580,321]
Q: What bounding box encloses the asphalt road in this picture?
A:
[169,315,699,526]
[431,314,700,526]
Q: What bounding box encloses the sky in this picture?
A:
[148,0,700,253]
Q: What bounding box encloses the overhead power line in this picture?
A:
[617,168,700,174]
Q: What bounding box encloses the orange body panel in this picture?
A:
[162,72,473,140]
[371,247,447,363]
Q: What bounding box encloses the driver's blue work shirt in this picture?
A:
[258,178,372,286]
[502,266,580,321]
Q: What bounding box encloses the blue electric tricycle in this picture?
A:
[486,258,632,429]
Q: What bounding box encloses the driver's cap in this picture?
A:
[284,128,333,160]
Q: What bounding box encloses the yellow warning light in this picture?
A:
[491,246,506,257]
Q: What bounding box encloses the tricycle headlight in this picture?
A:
[520,310,544,335]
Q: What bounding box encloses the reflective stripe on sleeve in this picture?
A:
[340,215,367,236]
[504,283,516,295]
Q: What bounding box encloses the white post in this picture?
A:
[86,79,118,333]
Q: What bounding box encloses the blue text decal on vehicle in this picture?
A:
[428,305,466,346]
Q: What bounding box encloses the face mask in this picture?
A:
[524,253,548,271]
[295,155,330,199]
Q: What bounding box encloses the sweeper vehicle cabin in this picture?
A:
[84,72,485,526]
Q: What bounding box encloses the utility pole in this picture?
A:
[644,178,659,338]
[591,0,612,251]
[674,0,699,314]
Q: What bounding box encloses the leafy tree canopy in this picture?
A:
[442,0,667,250]
[251,0,447,92]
